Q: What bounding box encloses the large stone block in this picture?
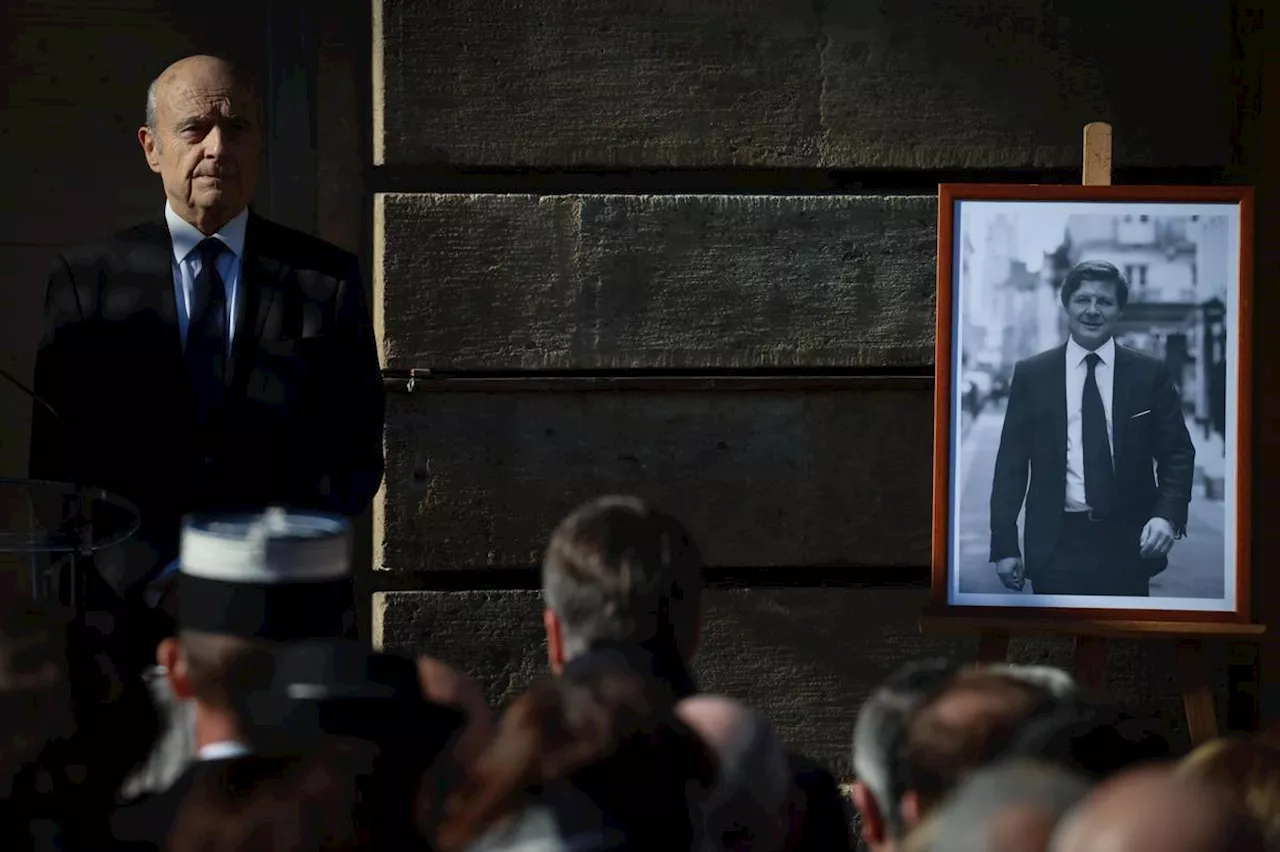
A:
[375,0,1232,169]
[374,588,1208,776]
[377,386,934,572]
[376,193,937,370]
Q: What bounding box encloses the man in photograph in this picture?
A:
[989,260,1195,596]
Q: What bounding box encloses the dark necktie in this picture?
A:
[187,238,228,421]
[1082,352,1115,515]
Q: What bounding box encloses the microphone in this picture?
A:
[0,362,63,425]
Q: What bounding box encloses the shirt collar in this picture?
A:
[1067,335,1115,368]
[196,740,251,762]
[165,201,249,265]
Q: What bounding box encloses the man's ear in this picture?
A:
[138,126,163,173]
[542,608,565,675]
[851,782,889,848]
[157,637,193,700]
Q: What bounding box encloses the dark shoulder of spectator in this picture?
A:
[785,753,856,852]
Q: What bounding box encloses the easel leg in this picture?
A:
[1074,636,1108,692]
[1178,639,1220,746]
[977,632,1011,664]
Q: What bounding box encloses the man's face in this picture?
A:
[140,61,260,231]
[1066,279,1121,350]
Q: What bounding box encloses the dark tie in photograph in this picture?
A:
[1082,352,1115,515]
[186,238,228,423]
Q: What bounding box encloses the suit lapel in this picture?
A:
[1049,344,1068,481]
[128,219,183,357]
[227,212,285,390]
[1111,344,1133,461]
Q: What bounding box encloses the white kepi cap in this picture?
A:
[176,507,353,640]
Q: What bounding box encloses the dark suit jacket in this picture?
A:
[989,342,1195,580]
[29,212,385,600]
[110,757,248,850]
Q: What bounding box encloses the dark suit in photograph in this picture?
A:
[29,209,385,639]
[989,337,1195,596]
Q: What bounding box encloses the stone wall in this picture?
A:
[371,0,1259,775]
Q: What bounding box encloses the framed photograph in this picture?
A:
[931,184,1253,622]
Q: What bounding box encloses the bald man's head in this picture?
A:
[1050,767,1266,852]
[139,55,261,234]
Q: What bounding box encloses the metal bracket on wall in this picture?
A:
[380,369,934,394]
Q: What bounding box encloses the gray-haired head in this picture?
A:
[909,760,1091,852]
[852,661,1077,839]
[852,659,959,838]
[678,695,792,852]
[982,664,1078,699]
[541,495,703,663]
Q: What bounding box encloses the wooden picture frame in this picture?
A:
[931,184,1254,625]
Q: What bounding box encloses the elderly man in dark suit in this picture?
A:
[989,260,1195,597]
[29,55,383,650]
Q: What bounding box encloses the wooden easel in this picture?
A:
[922,123,1265,746]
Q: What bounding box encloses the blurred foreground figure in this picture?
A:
[111,509,358,848]
[850,660,1080,852]
[902,760,1090,852]
[677,695,792,852]
[541,495,854,851]
[167,636,465,852]
[1050,767,1266,852]
[1178,737,1280,851]
[0,597,160,851]
[437,650,716,852]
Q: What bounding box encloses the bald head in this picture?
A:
[1050,768,1266,852]
[140,55,261,234]
[678,696,791,851]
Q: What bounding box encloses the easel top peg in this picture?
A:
[1083,122,1113,187]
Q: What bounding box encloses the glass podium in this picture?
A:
[0,478,140,607]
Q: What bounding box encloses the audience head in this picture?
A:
[1178,737,1280,851]
[677,695,791,852]
[851,658,960,850]
[1050,767,1267,852]
[900,668,1065,822]
[541,495,704,672]
[158,509,355,746]
[904,760,1090,852]
[437,647,715,852]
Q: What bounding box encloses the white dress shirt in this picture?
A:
[165,201,248,353]
[1064,335,1115,511]
[196,740,251,762]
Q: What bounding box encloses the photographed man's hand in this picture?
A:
[993,557,1025,591]
[1139,517,1176,558]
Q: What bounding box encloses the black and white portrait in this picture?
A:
[940,191,1248,613]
